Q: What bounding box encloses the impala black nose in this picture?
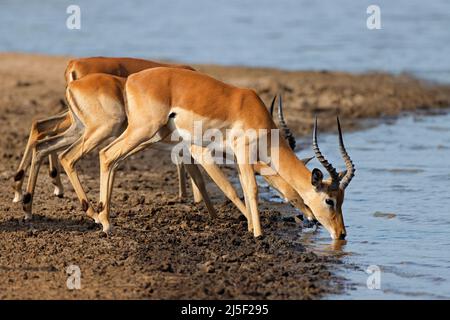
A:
[338,232,346,240]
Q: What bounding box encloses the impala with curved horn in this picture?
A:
[308,117,355,239]
[96,67,355,239]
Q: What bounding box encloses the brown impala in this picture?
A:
[95,67,355,239]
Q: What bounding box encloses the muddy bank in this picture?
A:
[194,64,450,136]
[0,52,449,299]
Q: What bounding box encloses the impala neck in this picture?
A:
[274,140,313,197]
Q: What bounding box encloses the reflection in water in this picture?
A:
[301,233,349,257]
[327,240,347,252]
[292,112,450,299]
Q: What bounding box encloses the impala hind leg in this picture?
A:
[22,125,80,219]
[13,112,71,202]
[58,127,114,223]
[102,125,172,213]
[98,125,167,234]
[183,161,217,218]
[49,152,64,198]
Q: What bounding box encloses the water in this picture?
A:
[1,0,450,83]
[293,113,450,299]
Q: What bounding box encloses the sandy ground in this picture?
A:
[0,52,449,299]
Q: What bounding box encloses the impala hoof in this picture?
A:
[53,186,64,198]
[102,224,112,234]
[91,212,101,224]
[13,192,23,203]
[98,211,112,234]
[100,224,112,237]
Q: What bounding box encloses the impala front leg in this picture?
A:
[189,145,249,220]
[183,161,217,218]
[237,162,261,237]
[234,139,262,237]
[236,168,253,233]
[191,177,203,203]
[177,156,202,202]
[176,163,187,198]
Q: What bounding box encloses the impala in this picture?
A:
[16,57,217,219]
[20,71,315,230]
[21,72,222,223]
[15,56,317,225]
[13,57,213,211]
[12,57,198,204]
[96,67,355,239]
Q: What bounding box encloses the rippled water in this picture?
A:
[293,112,450,299]
[1,0,449,83]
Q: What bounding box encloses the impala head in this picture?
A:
[303,117,355,240]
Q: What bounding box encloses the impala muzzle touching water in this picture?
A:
[304,117,355,240]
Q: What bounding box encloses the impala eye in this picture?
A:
[325,199,335,207]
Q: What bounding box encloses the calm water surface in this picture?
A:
[292,113,450,299]
[0,0,449,83]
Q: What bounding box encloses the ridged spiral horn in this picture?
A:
[312,117,340,188]
[278,95,296,150]
[269,95,276,117]
[336,117,355,190]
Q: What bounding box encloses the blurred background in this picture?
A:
[1,0,449,83]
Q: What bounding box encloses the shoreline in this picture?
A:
[2,52,450,136]
[1,52,449,299]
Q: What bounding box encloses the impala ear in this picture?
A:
[301,156,314,165]
[311,168,323,187]
[269,94,277,117]
[338,170,347,180]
